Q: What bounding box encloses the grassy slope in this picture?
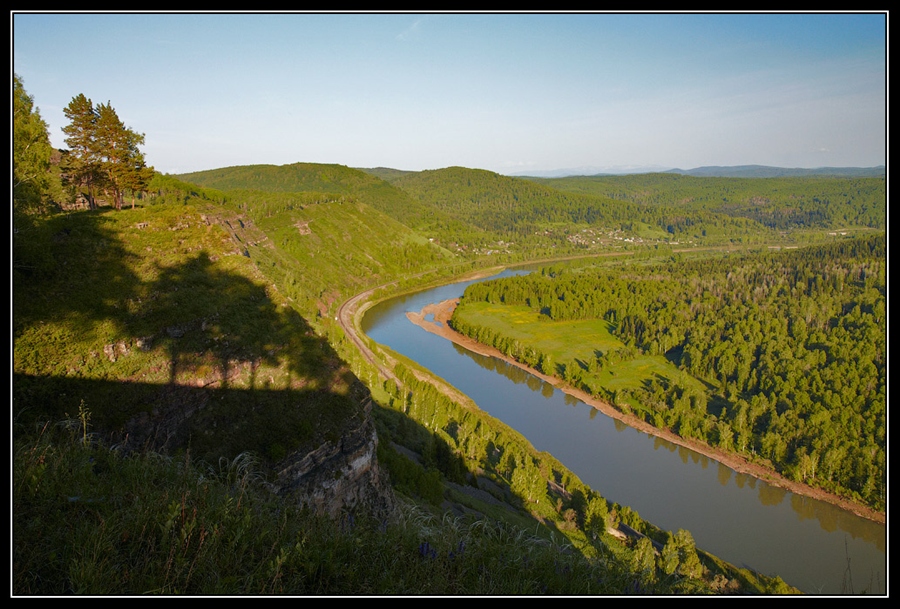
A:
[176,162,450,235]
[243,196,454,319]
[12,201,363,465]
[18,422,788,595]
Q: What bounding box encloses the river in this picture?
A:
[360,269,886,595]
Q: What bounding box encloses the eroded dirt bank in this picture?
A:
[407,298,885,526]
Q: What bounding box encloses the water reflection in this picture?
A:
[717,463,732,487]
[757,480,787,507]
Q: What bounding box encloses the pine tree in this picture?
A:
[62,96,149,210]
[98,103,148,209]
[62,93,101,209]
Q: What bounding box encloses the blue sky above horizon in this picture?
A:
[13,12,887,175]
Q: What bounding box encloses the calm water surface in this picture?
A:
[362,271,886,595]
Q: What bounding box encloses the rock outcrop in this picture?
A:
[272,398,395,519]
[117,382,396,521]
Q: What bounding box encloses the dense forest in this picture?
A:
[451,236,886,510]
[531,173,886,231]
[388,167,762,243]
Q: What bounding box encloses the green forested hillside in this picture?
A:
[356,166,417,182]
[393,167,840,244]
[391,166,650,232]
[451,235,886,510]
[178,163,885,259]
[177,162,454,237]
[529,173,886,230]
[665,165,885,178]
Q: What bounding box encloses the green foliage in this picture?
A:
[656,528,704,580]
[534,172,886,231]
[13,74,54,215]
[15,426,740,595]
[584,496,609,538]
[61,95,149,210]
[451,236,886,510]
[13,74,59,278]
[631,537,658,583]
[94,101,150,210]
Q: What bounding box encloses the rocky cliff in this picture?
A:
[272,397,396,519]
[111,381,396,520]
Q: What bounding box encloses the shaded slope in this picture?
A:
[12,202,366,469]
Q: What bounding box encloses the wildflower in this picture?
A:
[418,541,437,560]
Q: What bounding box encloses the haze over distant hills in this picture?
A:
[507,164,885,179]
[665,165,886,178]
[507,165,672,178]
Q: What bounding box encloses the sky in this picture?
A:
[12,12,888,176]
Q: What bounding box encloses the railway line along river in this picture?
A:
[359,269,886,595]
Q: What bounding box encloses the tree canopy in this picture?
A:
[451,235,886,509]
[13,74,54,215]
[62,94,150,210]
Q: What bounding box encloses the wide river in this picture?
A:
[361,269,886,595]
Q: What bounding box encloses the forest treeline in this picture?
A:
[451,235,886,510]
[531,173,885,231]
[389,166,761,241]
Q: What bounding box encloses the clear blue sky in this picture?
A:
[12,12,887,175]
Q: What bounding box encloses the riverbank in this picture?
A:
[407,298,886,526]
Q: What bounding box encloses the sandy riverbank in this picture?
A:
[406,298,885,526]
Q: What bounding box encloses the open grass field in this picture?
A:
[452,300,706,402]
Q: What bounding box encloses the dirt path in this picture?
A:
[337,281,403,385]
[336,267,506,400]
[407,298,886,526]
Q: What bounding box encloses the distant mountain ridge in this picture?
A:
[508,164,885,179]
[664,165,885,178]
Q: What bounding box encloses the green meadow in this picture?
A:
[452,300,705,402]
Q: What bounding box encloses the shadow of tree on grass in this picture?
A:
[13,206,364,467]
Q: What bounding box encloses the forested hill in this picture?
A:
[526,173,886,230]
[356,166,417,181]
[387,166,707,238]
[176,163,444,233]
[179,163,886,249]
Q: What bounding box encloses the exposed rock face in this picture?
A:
[118,383,396,521]
[272,399,396,519]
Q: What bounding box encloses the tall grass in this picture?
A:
[14,420,719,595]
